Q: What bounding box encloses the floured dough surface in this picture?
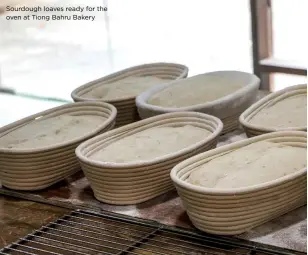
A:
[187,141,306,189]
[148,74,244,107]
[83,76,171,100]
[90,125,211,163]
[0,115,105,149]
[249,94,307,128]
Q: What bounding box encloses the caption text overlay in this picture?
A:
[5,5,108,22]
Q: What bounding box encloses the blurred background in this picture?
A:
[0,0,307,126]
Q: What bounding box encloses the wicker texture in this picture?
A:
[136,71,260,134]
[76,112,223,205]
[0,102,117,190]
[170,131,307,235]
[239,84,307,137]
[71,63,188,127]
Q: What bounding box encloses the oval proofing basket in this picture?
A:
[0,102,117,190]
[76,112,223,205]
[239,84,307,137]
[136,71,260,134]
[71,62,189,127]
[171,131,307,235]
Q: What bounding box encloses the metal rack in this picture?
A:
[1,209,304,255]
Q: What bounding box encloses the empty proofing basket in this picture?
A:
[75,112,223,205]
[0,102,117,190]
[239,84,307,137]
[171,131,307,235]
[71,62,189,127]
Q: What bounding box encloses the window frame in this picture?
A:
[250,0,307,91]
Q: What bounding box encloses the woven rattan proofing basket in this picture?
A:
[239,84,307,137]
[170,131,307,235]
[136,71,260,134]
[75,112,223,205]
[0,102,117,190]
[71,63,188,127]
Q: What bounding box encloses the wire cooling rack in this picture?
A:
[0,209,304,255]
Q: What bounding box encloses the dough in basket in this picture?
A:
[90,125,211,163]
[83,76,171,100]
[147,74,243,107]
[249,94,307,128]
[187,141,306,189]
[0,115,105,149]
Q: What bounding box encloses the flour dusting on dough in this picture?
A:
[187,141,306,189]
[90,125,211,163]
[0,115,105,149]
[83,76,171,100]
[148,74,243,107]
[249,94,307,128]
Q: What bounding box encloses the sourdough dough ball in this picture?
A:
[249,94,307,128]
[0,115,105,149]
[187,141,306,189]
[83,76,171,100]
[90,125,211,163]
[147,74,244,107]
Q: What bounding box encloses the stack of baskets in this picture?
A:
[75,112,223,205]
[0,102,117,190]
[240,84,307,137]
[71,63,189,127]
[170,131,307,235]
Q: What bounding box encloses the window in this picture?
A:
[0,0,252,101]
[0,0,306,102]
[250,0,307,91]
